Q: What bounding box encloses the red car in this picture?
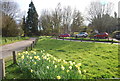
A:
[94,32,108,38]
[59,34,70,37]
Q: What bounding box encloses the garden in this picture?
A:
[5,37,119,79]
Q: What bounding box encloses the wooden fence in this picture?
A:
[0,38,39,80]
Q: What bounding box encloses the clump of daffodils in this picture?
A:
[18,49,85,79]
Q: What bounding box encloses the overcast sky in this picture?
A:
[12,0,119,25]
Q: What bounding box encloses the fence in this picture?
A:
[0,38,39,80]
[58,37,116,44]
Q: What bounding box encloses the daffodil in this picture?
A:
[34,62,36,64]
[61,65,65,70]
[21,55,24,59]
[57,59,61,62]
[38,58,41,60]
[18,53,21,56]
[31,69,33,73]
[54,57,57,61]
[47,66,49,69]
[34,56,39,59]
[83,70,86,73]
[41,50,43,53]
[55,65,57,68]
[25,51,29,54]
[69,61,74,66]
[31,51,36,54]
[78,70,81,74]
[63,60,67,64]
[56,76,61,79]
[75,63,82,69]
[73,62,76,64]
[30,56,32,59]
[69,66,72,70]
[76,63,81,67]
[66,70,69,73]
[53,61,55,64]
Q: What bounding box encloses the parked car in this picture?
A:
[112,31,120,39]
[94,32,108,38]
[75,32,88,38]
[115,34,120,39]
[59,34,70,37]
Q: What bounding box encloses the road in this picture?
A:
[53,38,119,45]
[0,38,37,59]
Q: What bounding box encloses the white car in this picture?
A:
[75,32,88,38]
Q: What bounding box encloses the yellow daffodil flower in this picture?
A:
[30,56,32,59]
[21,55,24,59]
[55,65,57,68]
[69,66,72,70]
[66,70,69,73]
[31,69,33,73]
[57,76,61,79]
[34,62,36,64]
[78,70,81,74]
[61,65,65,70]
[47,66,49,69]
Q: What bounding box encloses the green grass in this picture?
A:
[4,54,32,79]
[0,37,30,46]
[34,38,119,78]
[4,37,119,79]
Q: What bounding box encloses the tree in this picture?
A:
[51,3,62,34]
[1,1,22,37]
[62,6,72,33]
[71,9,84,33]
[21,16,27,36]
[39,3,84,35]
[2,12,19,36]
[39,10,53,35]
[87,1,115,33]
[25,1,39,36]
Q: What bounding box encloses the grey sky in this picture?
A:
[13,0,119,25]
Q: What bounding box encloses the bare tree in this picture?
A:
[39,3,84,35]
[1,1,20,18]
[71,9,84,33]
[52,3,62,34]
[86,1,115,33]
[1,1,22,36]
[87,1,113,21]
[62,6,72,33]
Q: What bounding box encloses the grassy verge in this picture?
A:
[59,37,120,43]
[0,37,30,46]
[4,52,32,79]
[4,37,119,79]
[34,38,119,78]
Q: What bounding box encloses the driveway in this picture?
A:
[0,38,37,59]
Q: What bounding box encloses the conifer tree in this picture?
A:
[22,16,27,36]
[26,1,38,36]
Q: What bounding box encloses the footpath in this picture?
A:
[0,38,37,59]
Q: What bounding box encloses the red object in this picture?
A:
[59,34,70,37]
[94,32,108,38]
